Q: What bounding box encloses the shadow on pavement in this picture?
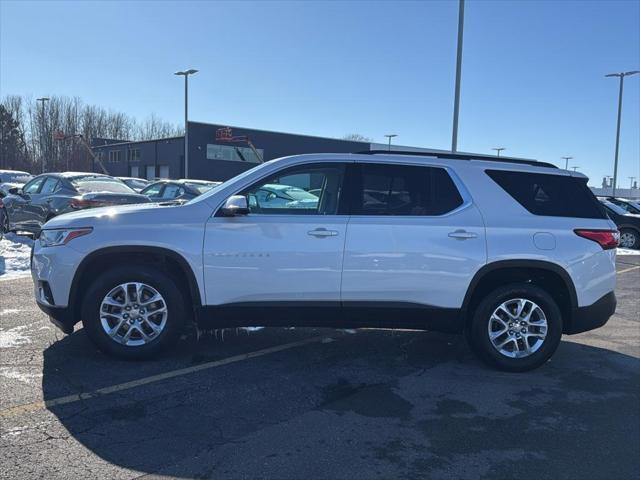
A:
[41,327,640,479]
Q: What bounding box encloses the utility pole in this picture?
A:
[561,156,573,170]
[384,134,398,151]
[492,147,505,157]
[174,69,198,178]
[451,0,465,152]
[36,97,50,173]
[605,70,639,197]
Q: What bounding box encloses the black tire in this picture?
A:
[468,283,562,372]
[619,228,639,249]
[81,264,186,360]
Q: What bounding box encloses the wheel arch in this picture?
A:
[461,260,578,334]
[69,246,202,326]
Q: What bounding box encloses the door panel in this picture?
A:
[204,215,348,305]
[203,162,347,306]
[341,163,487,309]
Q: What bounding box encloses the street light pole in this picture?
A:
[492,147,505,157]
[561,156,573,170]
[384,134,398,151]
[451,0,465,152]
[36,97,50,173]
[174,69,198,178]
[605,70,639,197]
[571,166,580,172]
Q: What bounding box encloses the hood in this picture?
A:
[43,202,180,229]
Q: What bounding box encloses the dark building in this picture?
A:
[92,121,376,181]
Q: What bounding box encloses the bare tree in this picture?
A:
[0,94,183,172]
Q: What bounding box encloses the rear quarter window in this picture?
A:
[486,170,606,219]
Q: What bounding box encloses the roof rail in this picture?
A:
[358,150,558,169]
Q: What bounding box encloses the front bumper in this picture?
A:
[565,291,617,334]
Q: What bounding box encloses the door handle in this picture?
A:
[448,230,478,240]
[308,228,339,238]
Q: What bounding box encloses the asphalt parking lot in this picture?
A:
[1,258,639,480]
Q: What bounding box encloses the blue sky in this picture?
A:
[1,0,638,186]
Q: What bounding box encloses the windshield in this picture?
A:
[72,176,137,194]
[185,162,266,205]
[186,182,218,194]
[124,179,149,190]
[601,200,628,216]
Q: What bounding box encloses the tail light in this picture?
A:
[70,197,110,209]
[574,229,619,250]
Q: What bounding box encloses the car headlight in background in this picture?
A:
[39,228,93,247]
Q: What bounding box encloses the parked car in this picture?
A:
[32,152,618,371]
[604,197,640,215]
[118,177,150,192]
[248,183,319,210]
[140,179,221,202]
[0,169,32,184]
[598,198,640,249]
[1,172,150,236]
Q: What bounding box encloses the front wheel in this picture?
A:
[468,284,562,372]
[619,228,639,249]
[81,265,186,359]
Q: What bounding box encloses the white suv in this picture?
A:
[31,152,618,371]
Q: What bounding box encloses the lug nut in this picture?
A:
[508,330,514,335]
[123,313,129,319]
[521,328,527,333]
[516,334,521,339]
[125,306,131,311]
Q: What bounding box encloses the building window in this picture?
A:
[206,144,263,163]
[108,150,121,163]
[127,149,141,162]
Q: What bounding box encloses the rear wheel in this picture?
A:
[619,228,639,249]
[82,265,186,359]
[468,284,562,372]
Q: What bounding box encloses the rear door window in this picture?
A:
[486,170,607,219]
[40,177,59,194]
[351,163,464,216]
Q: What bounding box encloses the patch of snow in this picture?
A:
[0,367,42,385]
[617,248,639,256]
[0,233,34,279]
[0,325,32,348]
[0,309,23,316]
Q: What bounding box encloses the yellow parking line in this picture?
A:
[0,335,328,419]
[618,265,640,274]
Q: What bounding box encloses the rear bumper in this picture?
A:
[36,302,75,334]
[565,291,616,334]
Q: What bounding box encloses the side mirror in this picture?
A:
[220,195,250,216]
[8,187,21,195]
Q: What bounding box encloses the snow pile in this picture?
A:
[0,233,34,279]
[617,248,639,256]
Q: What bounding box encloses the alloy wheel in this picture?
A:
[488,298,548,358]
[620,231,637,248]
[100,282,168,347]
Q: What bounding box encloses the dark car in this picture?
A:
[140,179,221,202]
[1,172,150,236]
[598,198,640,249]
[605,197,640,215]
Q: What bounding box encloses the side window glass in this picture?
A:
[40,178,59,195]
[240,164,345,215]
[143,184,163,197]
[355,164,463,216]
[23,177,45,194]
[162,184,181,199]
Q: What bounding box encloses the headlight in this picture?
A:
[39,228,93,247]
